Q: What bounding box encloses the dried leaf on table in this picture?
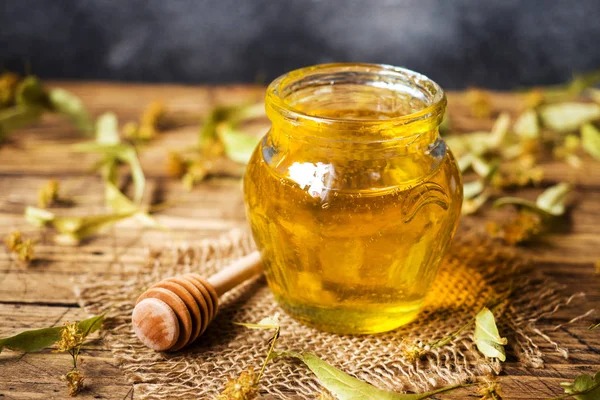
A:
[513,109,539,139]
[73,113,145,204]
[539,102,600,132]
[216,122,261,164]
[557,371,600,400]
[275,351,469,400]
[0,314,104,354]
[581,123,600,160]
[25,205,137,245]
[554,135,582,168]
[494,183,571,217]
[474,307,507,361]
[48,88,93,134]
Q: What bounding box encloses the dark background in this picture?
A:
[1,0,599,89]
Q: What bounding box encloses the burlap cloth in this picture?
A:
[76,228,587,399]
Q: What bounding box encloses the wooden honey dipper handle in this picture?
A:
[132,251,262,352]
[207,251,262,296]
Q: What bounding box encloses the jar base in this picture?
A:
[275,296,423,334]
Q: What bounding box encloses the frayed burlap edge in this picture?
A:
[75,228,590,399]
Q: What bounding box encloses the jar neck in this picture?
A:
[265,63,446,151]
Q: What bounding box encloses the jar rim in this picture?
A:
[265,63,446,139]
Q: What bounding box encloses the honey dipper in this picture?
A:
[132,251,262,351]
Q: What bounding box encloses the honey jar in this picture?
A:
[244,63,462,334]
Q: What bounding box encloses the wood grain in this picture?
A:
[0,82,599,399]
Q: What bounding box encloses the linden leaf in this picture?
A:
[95,112,120,145]
[105,181,139,214]
[0,106,44,140]
[558,371,600,400]
[474,307,507,362]
[581,123,600,160]
[15,76,49,108]
[536,182,571,216]
[513,109,539,139]
[276,351,467,400]
[25,206,136,245]
[489,113,511,147]
[48,88,93,134]
[0,314,104,354]
[235,314,280,330]
[539,103,600,133]
[462,190,491,215]
[494,183,570,217]
[463,180,485,200]
[73,143,145,204]
[216,123,262,164]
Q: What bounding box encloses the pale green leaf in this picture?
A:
[95,112,120,145]
[25,206,136,244]
[462,190,491,215]
[0,106,44,140]
[48,88,93,134]
[474,307,507,361]
[25,206,55,227]
[540,103,600,132]
[15,76,48,107]
[217,123,262,164]
[536,183,571,216]
[558,371,600,400]
[581,123,600,160]
[457,154,474,172]
[235,314,280,330]
[489,112,511,146]
[72,143,145,204]
[463,180,485,200]
[513,109,539,139]
[0,314,104,354]
[276,351,467,400]
[494,183,570,217]
[105,182,139,214]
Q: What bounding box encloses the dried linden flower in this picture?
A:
[523,89,544,109]
[4,231,35,263]
[182,160,210,190]
[466,88,492,119]
[492,156,543,188]
[61,369,85,397]
[125,101,166,141]
[487,211,543,245]
[478,380,503,399]
[37,179,60,208]
[5,231,23,252]
[553,134,582,168]
[0,72,20,107]
[166,151,187,178]
[216,367,258,400]
[55,322,85,353]
[399,340,427,362]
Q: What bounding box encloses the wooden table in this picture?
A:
[0,82,599,399]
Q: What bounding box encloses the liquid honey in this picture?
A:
[244,64,462,334]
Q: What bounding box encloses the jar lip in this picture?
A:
[265,63,446,133]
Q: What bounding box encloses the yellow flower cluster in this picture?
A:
[4,231,35,263]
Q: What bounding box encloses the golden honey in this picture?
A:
[244,64,462,334]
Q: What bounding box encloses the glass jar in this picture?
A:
[244,63,462,334]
